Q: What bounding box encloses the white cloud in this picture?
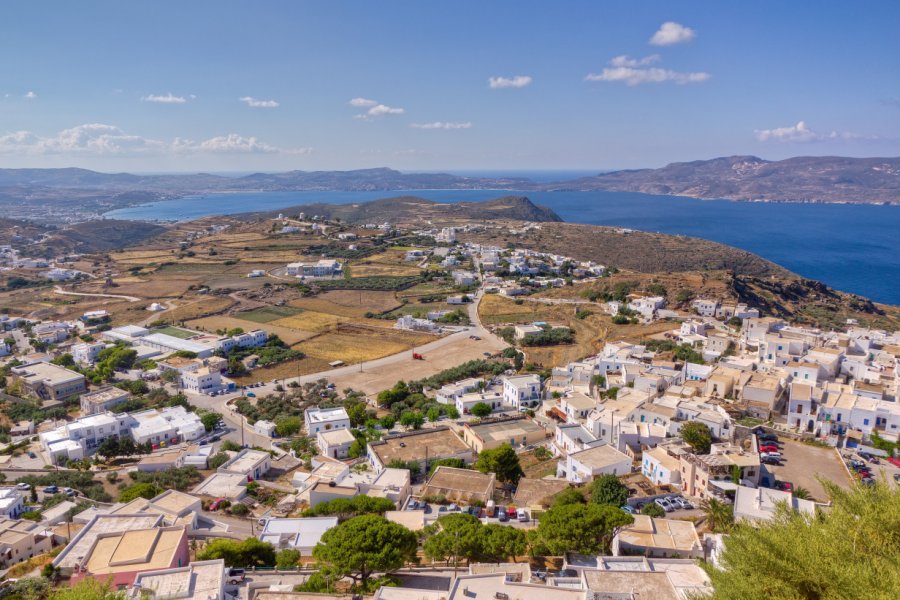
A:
[0,123,305,156]
[141,93,188,104]
[650,22,696,46]
[754,121,871,143]
[349,97,378,107]
[350,98,406,120]
[609,55,660,68]
[488,75,533,89]
[239,96,280,108]
[585,61,710,85]
[23,91,37,99]
[410,121,473,130]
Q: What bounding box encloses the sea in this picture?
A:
[105,188,900,306]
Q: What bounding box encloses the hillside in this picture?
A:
[544,155,900,204]
[245,195,562,224]
[462,221,791,278]
[20,219,168,256]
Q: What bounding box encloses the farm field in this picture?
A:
[186,315,317,345]
[161,297,236,323]
[237,306,304,323]
[288,290,402,318]
[270,311,348,332]
[294,327,435,364]
[232,356,334,384]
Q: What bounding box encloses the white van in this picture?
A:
[516,508,528,522]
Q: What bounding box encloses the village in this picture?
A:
[0,212,898,599]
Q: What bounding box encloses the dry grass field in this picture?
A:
[186,315,317,345]
[270,311,348,332]
[288,290,402,318]
[162,297,235,323]
[294,326,433,363]
[349,250,423,278]
[232,356,334,384]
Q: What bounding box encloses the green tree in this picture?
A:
[704,482,900,600]
[275,416,302,437]
[445,405,460,419]
[481,523,527,561]
[792,486,811,500]
[553,487,587,507]
[312,514,417,589]
[379,414,396,429]
[641,502,666,518]
[399,411,424,430]
[303,495,397,521]
[118,482,160,502]
[208,452,230,469]
[680,421,712,454]
[197,537,277,567]
[426,406,441,422]
[470,402,492,418]
[423,513,483,564]
[701,498,734,533]
[200,412,221,433]
[529,502,633,555]
[276,548,301,569]
[590,474,629,506]
[475,444,523,485]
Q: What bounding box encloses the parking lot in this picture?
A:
[840,450,900,489]
[760,438,852,502]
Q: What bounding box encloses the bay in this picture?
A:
[104,190,900,305]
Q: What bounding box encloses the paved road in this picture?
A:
[53,285,141,302]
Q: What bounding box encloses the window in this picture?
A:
[863,419,869,426]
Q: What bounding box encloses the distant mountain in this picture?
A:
[543,156,900,203]
[246,195,562,223]
[0,167,529,193]
[1,157,899,204]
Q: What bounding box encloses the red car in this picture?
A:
[209,497,226,511]
[760,445,780,453]
[777,481,793,492]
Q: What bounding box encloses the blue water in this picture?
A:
[105,190,900,305]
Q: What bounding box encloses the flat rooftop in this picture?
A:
[582,570,679,600]
[305,406,349,423]
[512,478,571,508]
[221,449,269,474]
[616,515,702,553]
[192,472,248,500]
[12,361,84,385]
[149,490,200,516]
[54,514,163,569]
[132,559,225,600]
[370,427,470,465]
[569,444,631,469]
[80,386,130,405]
[422,466,495,500]
[85,526,185,576]
[465,417,545,444]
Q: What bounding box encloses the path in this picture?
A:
[53,285,141,302]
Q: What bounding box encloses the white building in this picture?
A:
[502,374,542,410]
[213,329,268,353]
[691,298,720,317]
[72,341,106,364]
[641,446,682,487]
[317,428,356,460]
[286,260,342,278]
[0,488,25,519]
[304,407,351,435]
[558,444,632,483]
[181,367,223,394]
[733,485,816,524]
[258,517,338,555]
[80,386,131,416]
[254,420,276,438]
[394,314,439,333]
[139,333,214,358]
[452,270,477,286]
[435,378,482,405]
[130,406,206,448]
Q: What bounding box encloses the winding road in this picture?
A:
[53,285,142,302]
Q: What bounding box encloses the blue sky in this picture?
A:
[1,0,898,172]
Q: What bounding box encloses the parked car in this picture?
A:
[27,452,36,459]
[497,508,509,522]
[15,483,30,491]
[448,503,460,512]
[860,477,876,486]
[759,445,780,453]
[655,497,674,512]
[761,456,781,465]
[517,508,529,522]
[226,568,246,584]
[406,500,420,511]
[621,505,636,514]
[760,452,782,460]
[209,498,227,511]
[674,497,693,510]
[757,432,778,441]
[43,485,59,494]
[63,488,76,497]
[777,481,794,493]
